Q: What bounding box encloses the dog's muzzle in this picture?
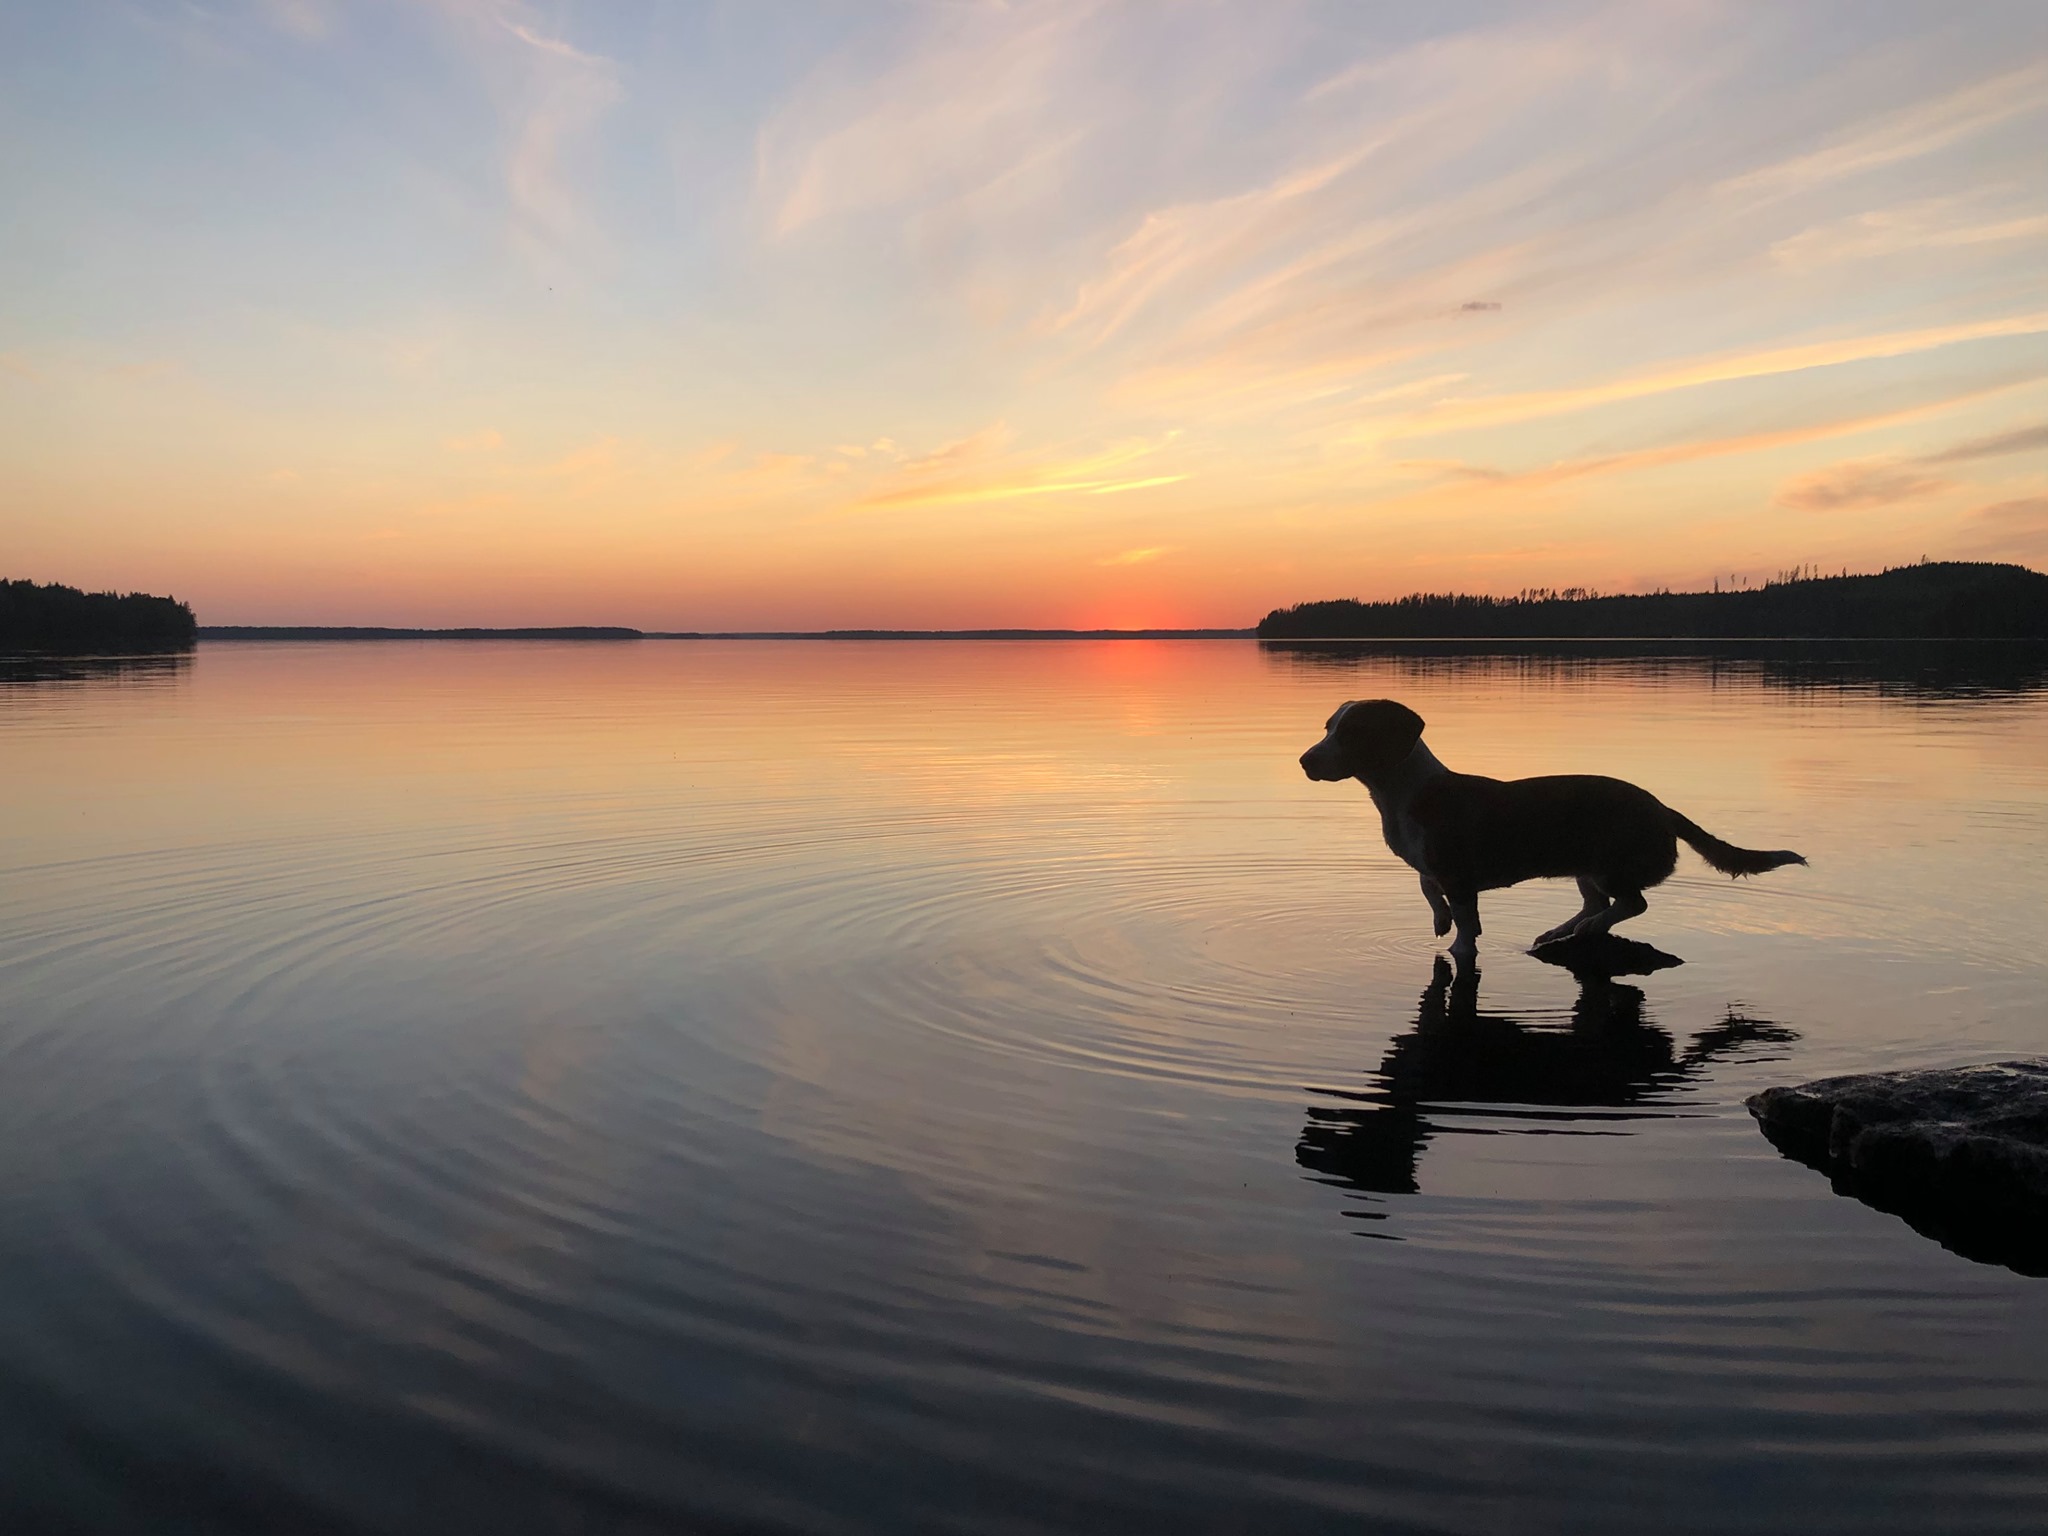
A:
[1299,746,1340,781]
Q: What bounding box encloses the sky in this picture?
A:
[3,1,2048,629]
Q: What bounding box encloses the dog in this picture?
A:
[1299,699,1804,959]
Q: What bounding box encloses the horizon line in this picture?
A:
[195,625,1260,641]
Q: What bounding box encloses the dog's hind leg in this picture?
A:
[1536,877,1609,946]
[1420,874,1453,937]
[1575,887,1647,936]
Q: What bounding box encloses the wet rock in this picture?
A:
[1748,1061,2048,1276]
[1528,932,1683,978]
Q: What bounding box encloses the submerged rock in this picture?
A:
[1748,1061,2048,1276]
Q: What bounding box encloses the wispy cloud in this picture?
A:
[1365,311,2048,443]
[855,429,1185,510]
[532,435,621,487]
[1777,405,2048,520]
[502,20,610,69]
[1086,475,1184,496]
[1777,460,1950,512]
[429,2,623,256]
[860,471,1185,510]
[1044,138,1397,348]
[1779,414,2048,510]
[1418,388,2025,496]
[1921,420,2048,465]
[1719,60,2048,200]
[1773,196,2048,271]
[756,2,1093,239]
[1096,546,1172,565]
[899,423,1015,472]
[506,80,621,252]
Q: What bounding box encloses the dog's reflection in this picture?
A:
[1297,954,1796,1198]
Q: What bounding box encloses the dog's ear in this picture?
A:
[1341,698,1425,772]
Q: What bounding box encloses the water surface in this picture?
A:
[3,640,2046,1533]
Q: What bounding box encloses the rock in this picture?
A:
[1528,932,1683,978]
[1747,1061,2048,1276]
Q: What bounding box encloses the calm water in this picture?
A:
[3,640,2046,1534]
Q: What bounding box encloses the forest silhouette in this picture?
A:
[1258,560,2048,640]
[1,580,196,654]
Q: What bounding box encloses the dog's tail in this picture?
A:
[1667,808,1806,878]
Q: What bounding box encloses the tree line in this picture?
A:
[1256,561,2048,640]
[1,580,197,653]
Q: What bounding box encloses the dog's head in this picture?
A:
[1299,699,1426,782]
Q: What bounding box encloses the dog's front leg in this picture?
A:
[1419,874,1453,937]
[1445,891,1481,961]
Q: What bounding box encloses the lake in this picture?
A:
[3,639,2046,1534]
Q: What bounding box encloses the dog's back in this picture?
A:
[1410,772,1680,894]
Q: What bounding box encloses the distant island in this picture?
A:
[646,627,1256,640]
[1257,561,2048,640]
[199,625,1256,641]
[2,579,196,654]
[200,626,644,641]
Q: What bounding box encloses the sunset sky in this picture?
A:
[5,1,2047,629]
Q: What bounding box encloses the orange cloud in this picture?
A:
[855,430,1185,510]
[1409,386,2030,495]
[1778,460,1950,512]
[1096,546,1172,565]
[1774,410,2048,511]
[899,422,1014,471]
[859,472,1185,510]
